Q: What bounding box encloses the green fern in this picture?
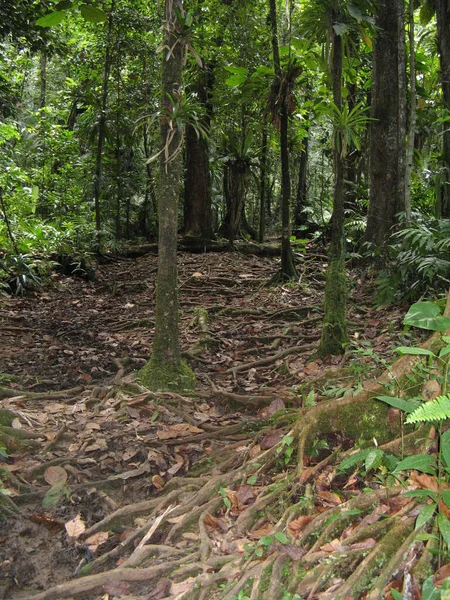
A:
[405,394,450,424]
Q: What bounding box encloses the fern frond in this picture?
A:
[339,448,372,471]
[405,395,450,424]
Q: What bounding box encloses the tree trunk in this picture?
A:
[93,0,115,245]
[183,69,214,242]
[364,0,406,248]
[259,125,268,243]
[139,0,194,392]
[268,0,296,281]
[220,159,248,247]
[318,31,348,358]
[405,0,416,226]
[293,135,309,233]
[436,0,450,217]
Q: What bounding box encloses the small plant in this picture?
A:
[276,434,296,465]
[376,301,450,554]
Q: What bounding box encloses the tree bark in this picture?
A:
[436,0,450,217]
[139,0,194,391]
[364,0,406,248]
[318,31,348,357]
[259,125,268,243]
[268,0,296,280]
[183,68,214,241]
[93,0,115,244]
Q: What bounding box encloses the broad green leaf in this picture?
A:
[389,589,402,600]
[347,4,363,22]
[441,429,450,469]
[438,512,450,547]
[403,489,439,502]
[333,22,349,36]
[375,395,421,413]
[403,302,450,331]
[395,346,435,357]
[415,503,436,529]
[393,454,436,475]
[274,532,289,544]
[246,474,258,485]
[440,346,450,358]
[80,4,107,23]
[225,74,247,87]
[260,535,274,546]
[422,575,441,600]
[36,11,66,26]
[442,489,450,509]
[224,66,248,75]
[365,449,383,472]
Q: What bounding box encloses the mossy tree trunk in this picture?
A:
[318,31,348,357]
[139,0,194,392]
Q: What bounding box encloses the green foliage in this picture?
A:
[405,395,450,425]
[374,215,450,304]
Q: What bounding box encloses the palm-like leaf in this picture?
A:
[405,395,450,424]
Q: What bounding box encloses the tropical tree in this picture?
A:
[139,0,195,391]
[364,0,406,248]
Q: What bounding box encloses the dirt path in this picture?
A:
[0,250,412,599]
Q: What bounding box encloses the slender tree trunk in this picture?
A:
[436,0,450,217]
[139,0,194,391]
[364,0,406,247]
[259,124,268,243]
[221,160,247,247]
[318,31,349,358]
[405,0,416,225]
[269,0,296,281]
[93,0,115,244]
[39,50,47,109]
[293,134,309,233]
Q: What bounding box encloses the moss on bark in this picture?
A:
[138,358,195,392]
[318,256,348,357]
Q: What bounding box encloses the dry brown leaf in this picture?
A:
[157,423,203,440]
[204,513,229,533]
[279,545,307,561]
[65,514,86,538]
[260,432,282,450]
[349,538,377,551]
[288,515,316,538]
[44,466,68,487]
[152,474,165,490]
[409,472,440,494]
[149,578,172,600]
[249,524,274,540]
[317,490,342,505]
[85,531,109,552]
[320,538,347,552]
[171,577,197,595]
[434,563,450,587]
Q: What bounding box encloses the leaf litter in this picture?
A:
[0,249,438,599]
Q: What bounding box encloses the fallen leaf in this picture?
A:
[171,577,197,595]
[320,538,347,552]
[260,432,282,450]
[157,424,203,440]
[317,490,342,505]
[288,515,316,538]
[279,544,307,561]
[204,513,229,533]
[44,466,68,487]
[349,538,377,551]
[152,474,165,490]
[434,563,450,587]
[85,531,109,552]
[65,514,86,538]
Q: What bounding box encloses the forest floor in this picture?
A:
[0,247,439,600]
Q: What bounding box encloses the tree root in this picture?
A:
[17,306,450,600]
